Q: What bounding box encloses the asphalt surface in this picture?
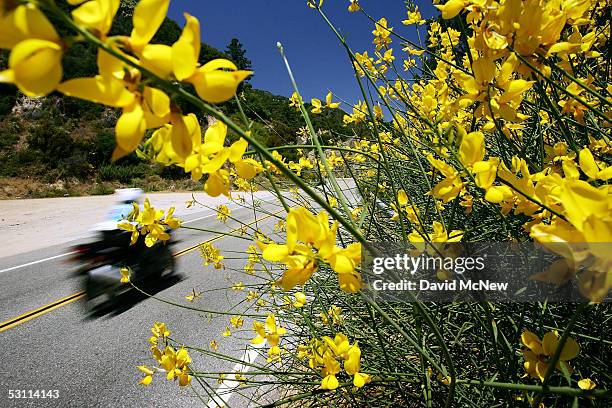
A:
[0,195,287,407]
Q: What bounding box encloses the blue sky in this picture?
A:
[167,1,438,106]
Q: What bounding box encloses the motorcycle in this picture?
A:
[70,229,178,307]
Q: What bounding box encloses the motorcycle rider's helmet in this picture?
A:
[92,189,144,232]
[116,188,144,205]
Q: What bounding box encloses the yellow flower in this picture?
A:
[459,194,474,214]
[129,0,171,52]
[58,57,172,159]
[579,148,612,181]
[117,198,179,247]
[459,131,485,169]
[151,321,170,339]
[325,91,340,109]
[0,4,60,49]
[409,221,463,244]
[397,189,408,206]
[353,372,372,388]
[320,305,343,325]
[188,59,252,103]
[120,267,130,283]
[156,346,192,387]
[304,332,369,390]
[261,206,363,292]
[521,330,580,382]
[267,345,282,363]
[0,37,63,97]
[289,91,302,110]
[320,372,339,390]
[137,365,154,386]
[230,316,244,328]
[172,13,201,81]
[293,292,307,308]
[402,7,426,25]
[427,154,464,203]
[307,0,324,9]
[0,3,63,97]
[251,314,287,347]
[232,282,246,291]
[71,0,120,38]
[199,242,224,269]
[578,378,596,390]
[216,205,231,223]
[348,0,360,13]
[311,98,323,114]
[185,289,202,302]
[372,18,392,50]
[435,0,466,20]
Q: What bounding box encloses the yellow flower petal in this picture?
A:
[353,372,370,388]
[137,365,154,376]
[235,158,261,180]
[58,76,135,107]
[559,180,608,230]
[120,267,130,283]
[435,0,466,20]
[143,87,171,118]
[397,189,408,206]
[116,103,147,153]
[229,138,248,162]
[204,120,228,146]
[140,44,173,78]
[130,0,170,51]
[320,374,339,390]
[459,131,485,168]
[139,375,153,386]
[167,116,192,160]
[172,13,201,80]
[4,39,62,97]
[72,0,119,35]
[559,336,579,361]
[9,5,60,45]
[262,244,290,261]
[189,59,252,103]
[535,361,549,382]
[578,148,599,179]
[542,331,558,356]
[201,149,230,174]
[97,48,126,79]
[204,170,230,197]
[338,271,362,293]
[578,378,596,390]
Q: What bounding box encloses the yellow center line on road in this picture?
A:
[0,211,281,333]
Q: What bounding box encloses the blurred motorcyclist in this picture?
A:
[73,188,176,303]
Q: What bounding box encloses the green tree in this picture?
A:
[225,38,253,82]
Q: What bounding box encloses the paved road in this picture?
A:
[0,193,286,407]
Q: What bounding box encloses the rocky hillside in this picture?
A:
[0,1,349,198]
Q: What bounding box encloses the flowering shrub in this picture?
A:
[1,0,609,406]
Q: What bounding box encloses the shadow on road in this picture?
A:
[83,274,185,319]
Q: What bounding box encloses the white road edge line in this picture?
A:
[206,343,264,408]
[0,252,79,274]
[0,212,216,275]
